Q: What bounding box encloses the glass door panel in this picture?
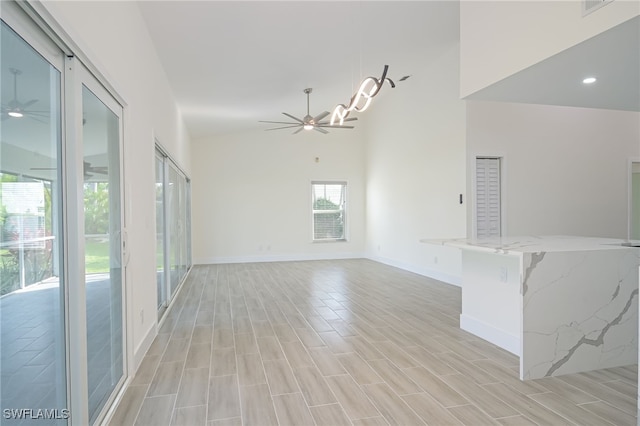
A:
[81,84,123,423]
[168,164,180,297]
[155,151,166,312]
[0,18,67,423]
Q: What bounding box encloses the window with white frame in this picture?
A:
[312,181,346,241]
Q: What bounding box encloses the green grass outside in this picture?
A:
[86,239,167,274]
[8,239,174,274]
[85,240,109,273]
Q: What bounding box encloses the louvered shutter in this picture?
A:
[476,157,501,238]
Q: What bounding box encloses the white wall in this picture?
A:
[460,0,640,97]
[365,43,466,285]
[192,127,366,264]
[39,1,191,365]
[467,100,640,238]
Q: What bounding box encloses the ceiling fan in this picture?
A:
[31,161,108,179]
[2,68,48,122]
[260,88,357,134]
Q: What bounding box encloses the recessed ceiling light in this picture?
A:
[582,77,597,84]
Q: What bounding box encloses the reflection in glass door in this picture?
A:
[81,84,124,423]
[0,17,67,424]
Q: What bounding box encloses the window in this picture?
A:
[312,182,347,241]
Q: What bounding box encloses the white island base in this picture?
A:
[424,236,640,380]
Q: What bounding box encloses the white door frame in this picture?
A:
[470,152,507,238]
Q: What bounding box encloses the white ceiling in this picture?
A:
[136,1,460,139]
[136,2,639,140]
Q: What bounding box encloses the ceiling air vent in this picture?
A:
[583,0,614,16]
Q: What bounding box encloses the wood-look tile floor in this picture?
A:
[110,259,638,426]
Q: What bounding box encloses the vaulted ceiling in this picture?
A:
[136,1,638,140]
[137,1,461,138]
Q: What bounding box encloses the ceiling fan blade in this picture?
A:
[265,125,302,131]
[293,127,304,135]
[21,99,38,108]
[313,111,330,122]
[317,125,355,129]
[27,115,48,124]
[317,117,358,126]
[259,120,299,125]
[313,127,329,134]
[282,112,304,124]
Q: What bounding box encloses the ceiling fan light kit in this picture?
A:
[260,65,397,135]
[259,87,356,134]
[2,67,48,122]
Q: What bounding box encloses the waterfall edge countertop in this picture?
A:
[421,235,640,254]
[421,235,640,380]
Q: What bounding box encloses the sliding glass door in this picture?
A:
[81,80,124,424]
[155,148,191,318]
[0,15,67,424]
[155,151,166,312]
[1,4,126,424]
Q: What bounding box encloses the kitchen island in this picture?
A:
[422,236,640,380]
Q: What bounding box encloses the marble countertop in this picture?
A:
[421,235,640,254]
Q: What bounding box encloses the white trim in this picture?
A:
[196,252,366,265]
[155,136,191,181]
[368,254,462,287]
[470,152,507,238]
[310,180,349,242]
[1,1,64,70]
[460,313,520,356]
[133,322,157,371]
[99,317,155,426]
[195,253,463,286]
[64,55,90,426]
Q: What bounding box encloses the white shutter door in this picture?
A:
[476,157,501,238]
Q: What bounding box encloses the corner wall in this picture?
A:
[364,43,467,285]
[466,101,640,238]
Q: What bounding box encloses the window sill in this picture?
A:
[312,238,348,244]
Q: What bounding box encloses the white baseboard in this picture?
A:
[134,322,157,371]
[460,313,520,356]
[194,252,462,287]
[368,254,461,287]
[195,252,367,265]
